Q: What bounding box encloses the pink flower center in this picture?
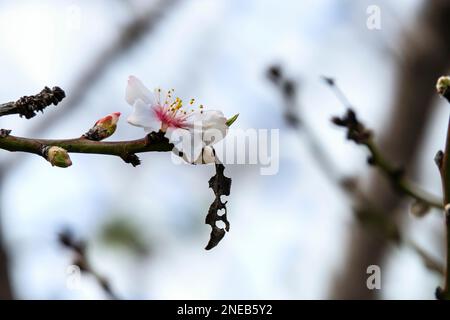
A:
[154,105,187,130]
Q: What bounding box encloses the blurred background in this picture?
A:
[0,0,449,299]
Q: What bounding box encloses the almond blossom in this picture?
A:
[125,76,228,163]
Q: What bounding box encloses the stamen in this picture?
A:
[156,88,162,104]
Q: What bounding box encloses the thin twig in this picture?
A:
[59,230,119,300]
[346,177,444,276]
[365,139,443,209]
[266,66,442,275]
[407,239,444,276]
[267,67,341,185]
[325,77,443,210]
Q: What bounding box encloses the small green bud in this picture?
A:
[436,76,450,99]
[47,146,72,168]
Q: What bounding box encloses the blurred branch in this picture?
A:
[348,183,443,276]
[328,79,450,291]
[266,66,341,184]
[266,66,442,277]
[407,239,444,276]
[328,94,443,210]
[0,87,65,119]
[59,230,119,300]
[331,0,450,299]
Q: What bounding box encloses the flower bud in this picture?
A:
[85,112,121,141]
[47,146,72,168]
[226,113,239,127]
[436,76,450,100]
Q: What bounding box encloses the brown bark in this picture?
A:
[332,0,450,299]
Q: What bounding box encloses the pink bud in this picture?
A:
[85,112,121,141]
[95,112,121,127]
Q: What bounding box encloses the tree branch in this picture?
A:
[59,230,119,300]
[0,87,65,119]
[365,138,443,210]
[266,66,442,277]
[330,0,450,298]
[327,80,443,210]
[0,131,173,166]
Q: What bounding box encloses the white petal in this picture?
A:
[178,147,216,165]
[127,99,161,132]
[186,110,228,146]
[187,147,217,164]
[165,127,204,163]
[125,76,154,106]
[186,110,225,124]
[182,143,204,164]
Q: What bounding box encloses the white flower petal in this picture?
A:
[185,147,217,164]
[186,110,225,123]
[125,76,154,106]
[165,127,204,163]
[187,110,228,146]
[180,143,204,164]
[127,99,161,132]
